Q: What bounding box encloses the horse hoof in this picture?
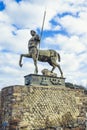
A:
[19,64,23,67]
[34,70,38,74]
[20,64,23,67]
[61,74,63,78]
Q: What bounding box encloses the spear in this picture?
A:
[39,10,46,48]
[36,10,46,62]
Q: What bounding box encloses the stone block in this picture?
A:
[24,74,65,86]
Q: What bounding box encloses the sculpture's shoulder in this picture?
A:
[35,34,40,41]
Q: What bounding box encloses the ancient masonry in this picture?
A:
[0,74,87,130]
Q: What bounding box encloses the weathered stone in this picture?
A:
[0,84,87,130]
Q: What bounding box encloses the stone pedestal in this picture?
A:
[24,74,65,87]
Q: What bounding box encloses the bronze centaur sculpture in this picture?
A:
[19,30,63,77]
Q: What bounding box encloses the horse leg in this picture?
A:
[51,65,56,73]
[19,54,23,67]
[32,54,38,74]
[51,58,63,77]
[33,59,38,74]
[57,64,63,77]
[19,54,30,67]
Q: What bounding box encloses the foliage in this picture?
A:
[65,82,87,93]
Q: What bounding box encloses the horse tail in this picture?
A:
[57,52,61,62]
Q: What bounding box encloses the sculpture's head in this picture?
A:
[30,30,36,36]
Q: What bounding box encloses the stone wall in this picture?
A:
[0,85,87,130]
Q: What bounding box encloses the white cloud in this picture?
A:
[59,15,87,35]
[45,34,86,54]
[0,51,36,88]
[3,0,46,29]
[0,11,10,23]
[0,21,30,53]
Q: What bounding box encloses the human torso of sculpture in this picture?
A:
[28,30,40,57]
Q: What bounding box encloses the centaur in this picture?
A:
[19,30,63,77]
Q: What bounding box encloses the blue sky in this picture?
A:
[0,1,5,10]
[0,0,87,89]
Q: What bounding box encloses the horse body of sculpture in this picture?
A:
[19,49,63,77]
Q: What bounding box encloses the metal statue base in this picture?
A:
[24,74,65,86]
